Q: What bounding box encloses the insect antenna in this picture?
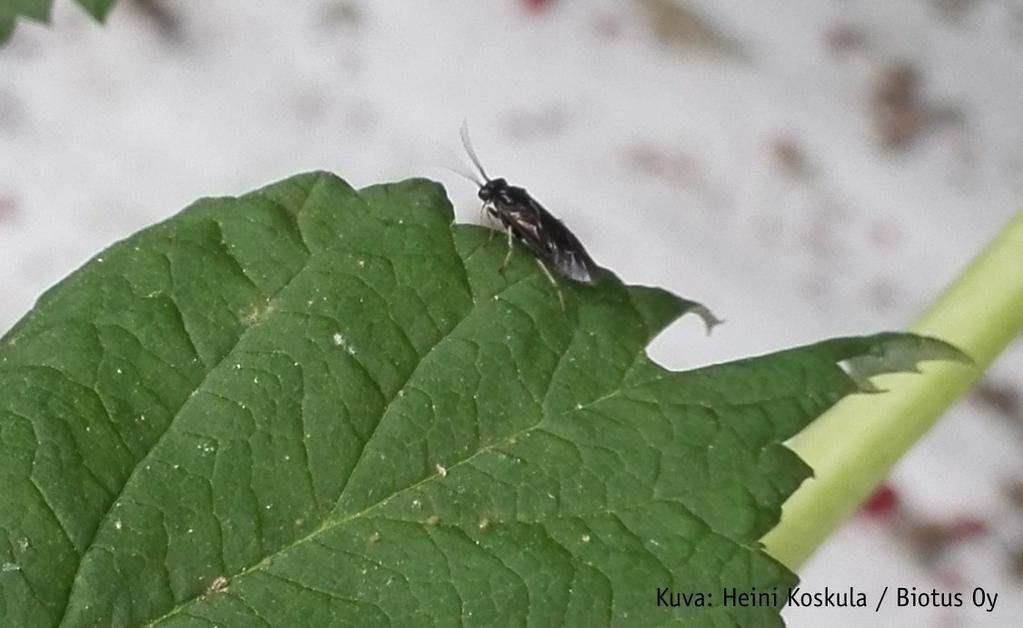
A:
[440,162,485,188]
[419,137,485,187]
[460,119,491,184]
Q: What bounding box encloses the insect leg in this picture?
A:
[535,258,565,311]
[499,226,515,273]
[484,204,499,243]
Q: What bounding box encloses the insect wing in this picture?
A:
[494,193,596,284]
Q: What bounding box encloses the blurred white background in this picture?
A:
[1,1,1021,626]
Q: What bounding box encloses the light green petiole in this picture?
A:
[762,209,1023,570]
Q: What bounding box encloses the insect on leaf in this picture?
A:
[0,172,963,627]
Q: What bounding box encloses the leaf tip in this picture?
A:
[626,285,722,340]
[836,333,973,392]
[75,0,116,23]
[688,302,724,336]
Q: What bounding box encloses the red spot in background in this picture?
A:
[875,497,992,570]
[521,0,555,13]
[591,13,624,39]
[0,194,18,225]
[933,565,964,590]
[861,483,900,518]
[948,515,987,539]
[867,219,902,251]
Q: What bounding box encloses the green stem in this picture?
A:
[761,209,1023,569]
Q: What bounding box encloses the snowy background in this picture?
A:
[1,1,1021,626]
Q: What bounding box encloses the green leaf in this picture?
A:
[0,172,960,627]
[0,0,115,44]
[74,0,115,22]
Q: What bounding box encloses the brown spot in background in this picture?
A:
[626,144,702,188]
[864,277,900,312]
[634,0,742,55]
[1010,548,1023,580]
[893,514,988,566]
[131,0,184,43]
[319,0,364,29]
[800,272,832,303]
[502,105,568,140]
[973,380,1021,418]
[292,86,330,121]
[872,62,926,148]
[769,135,813,179]
[930,0,981,22]
[824,23,868,56]
[1002,480,1023,510]
[870,61,962,149]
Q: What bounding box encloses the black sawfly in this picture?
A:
[459,122,599,285]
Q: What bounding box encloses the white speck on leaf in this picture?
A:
[1,562,20,573]
[435,463,447,478]
[114,520,122,531]
[240,299,273,325]
[581,534,591,543]
[208,576,229,593]
[332,332,357,355]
